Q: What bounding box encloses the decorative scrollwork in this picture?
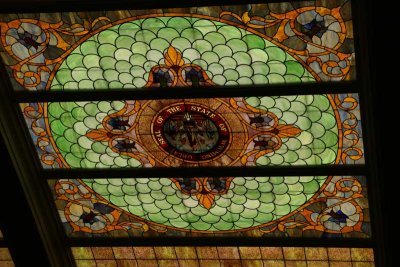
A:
[0,17,111,90]
[259,176,367,236]
[21,103,64,168]
[221,5,353,81]
[334,94,364,164]
[55,180,149,234]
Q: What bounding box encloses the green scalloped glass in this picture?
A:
[21,93,365,169]
[20,93,367,169]
[84,176,324,231]
[49,17,315,91]
[0,0,355,91]
[50,175,371,237]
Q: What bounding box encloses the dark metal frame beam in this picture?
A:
[0,0,294,13]
[0,137,52,266]
[351,0,385,266]
[0,61,75,267]
[43,165,366,179]
[14,82,358,103]
[66,237,374,248]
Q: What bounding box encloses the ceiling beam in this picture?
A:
[0,0,293,13]
[14,81,359,103]
[351,1,387,267]
[0,60,76,267]
[66,236,374,248]
[0,137,52,266]
[42,165,367,179]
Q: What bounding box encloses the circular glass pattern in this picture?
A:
[163,113,219,153]
[152,103,230,161]
[45,16,342,232]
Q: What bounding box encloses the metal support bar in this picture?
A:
[43,165,367,179]
[0,63,75,267]
[352,0,386,266]
[14,82,359,103]
[0,0,296,13]
[66,236,374,248]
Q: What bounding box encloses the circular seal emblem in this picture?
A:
[152,103,230,161]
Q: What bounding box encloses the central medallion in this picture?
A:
[152,103,230,161]
[163,112,219,153]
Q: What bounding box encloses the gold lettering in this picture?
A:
[154,130,166,145]
[156,116,164,124]
[173,150,193,160]
[189,105,217,119]
[219,123,227,132]
[167,106,181,114]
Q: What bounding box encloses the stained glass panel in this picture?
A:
[0,248,14,266]
[0,0,355,91]
[22,94,364,169]
[71,246,375,266]
[0,238,14,267]
[51,175,370,237]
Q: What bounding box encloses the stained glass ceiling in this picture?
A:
[21,94,364,169]
[0,0,355,92]
[72,246,375,266]
[52,175,370,238]
[0,0,378,265]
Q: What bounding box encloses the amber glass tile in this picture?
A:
[113,247,135,259]
[351,248,375,261]
[241,259,263,266]
[199,259,221,267]
[0,248,12,260]
[220,259,242,267]
[75,260,96,267]
[217,247,240,259]
[0,247,14,267]
[116,260,138,267]
[0,262,15,267]
[178,259,200,267]
[95,259,117,267]
[238,247,261,259]
[260,247,283,260]
[305,247,328,260]
[285,260,307,267]
[263,260,285,267]
[71,247,94,259]
[158,259,179,267]
[283,247,306,260]
[330,262,352,267]
[196,247,218,259]
[175,247,197,259]
[92,247,114,259]
[328,248,352,261]
[352,263,375,267]
[133,247,156,259]
[307,260,329,267]
[136,260,158,267]
[71,247,376,266]
[154,247,176,259]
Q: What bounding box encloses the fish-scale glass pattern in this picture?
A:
[84,176,325,231]
[50,17,314,90]
[45,95,338,168]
